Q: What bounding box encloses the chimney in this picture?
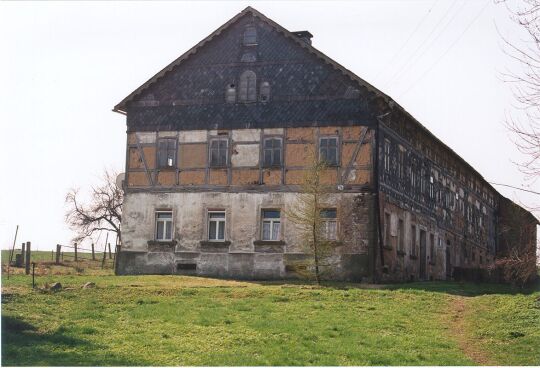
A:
[292,31,313,45]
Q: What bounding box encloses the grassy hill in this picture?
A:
[2,274,539,366]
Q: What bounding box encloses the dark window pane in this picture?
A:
[264,139,272,148]
[328,138,337,147]
[264,150,272,166]
[157,212,172,219]
[218,222,225,240]
[210,212,225,219]
[320,209,337,218]
[263,210,280,218]
[209,221,216,239]
[328,148,337,164]
[156,221,164,239]
[273,150,281,165]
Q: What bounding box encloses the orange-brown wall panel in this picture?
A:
[231,169,259,185]
[157,171,176,186]
[286,127,315,142]
[179,143,207,168]
[285,143,315,166]
[262,169,282,185]
[209,169,228,185]
[127,172,149,187]
[179,171,206,185]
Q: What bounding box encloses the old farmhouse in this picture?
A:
[114,7,537,282]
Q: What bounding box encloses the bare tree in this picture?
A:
[285,155,337,285]
[498,0,540,184]
[65,169,123,244]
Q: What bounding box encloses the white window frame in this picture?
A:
[261,209,281,241]
[155,210,173,241]
[320,208,338,241]
[208,210,226,241]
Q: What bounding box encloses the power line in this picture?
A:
[489,182,540,196]
[391,0,468,87]
[374,0,440,81]
[398,0,490,98]
[381,0,459,88]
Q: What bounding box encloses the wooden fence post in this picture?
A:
[51,250,54,261]
[91,243,95,260]
[101,245,107,269]
[25,241,31,275]
[108,243,112,259]
[21,243,26,266]
[56,244,61,265]
[74,242,78,261]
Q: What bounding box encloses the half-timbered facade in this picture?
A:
[114,7,536,281]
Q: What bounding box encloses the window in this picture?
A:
[157,138,177,168]
[398,219,404,252]
[319,137,338,165]
[208,211,226,241]
[239,70,257,102]
[320,209,337,240]
[384,138,391,172]
[263,138,282,167]
[262,210,281,240]
[155,211,173,241]
[209,138,228,167]
[384,212,391,247]
[243,25,257,45]
[430,234,435,264]
[411,225,417,256]
[260,81,270,102]
[225,84,236,103]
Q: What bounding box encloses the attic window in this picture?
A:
[260,82,270,102]
[225,84,236,103]
[243,25,257,45]
[239,70,256,102]
[241,52,257,62]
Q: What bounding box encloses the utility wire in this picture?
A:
[398,0,490,98]
[390,0,468,87]
[489,182,540,196]
[381,0,458,88]
[374,0,440,81]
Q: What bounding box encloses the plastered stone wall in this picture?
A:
[119,191,375,280]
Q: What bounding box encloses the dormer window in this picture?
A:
[239,70,256,102]
[225,83,236,103]
[243,25,257,45]
[260,81,270,102]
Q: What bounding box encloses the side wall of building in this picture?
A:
[376,114,499,282]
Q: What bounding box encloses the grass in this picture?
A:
[2,273,539,366]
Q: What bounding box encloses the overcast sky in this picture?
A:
[0,0,536,252]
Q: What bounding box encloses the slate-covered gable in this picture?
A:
[124,11,378,131]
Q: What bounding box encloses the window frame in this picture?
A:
[155,210,174,241]
[320,208,338,241]
[238,70,257,102]
[209,137,229,168]
[261,209,281,241]
[243,25,258,45]
[262,137,283,167]
[319,136,340,166]
[157,138,177,169]
[207,210,226,241]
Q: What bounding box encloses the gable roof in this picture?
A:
[112,6,518,202]
[113,6,391,114]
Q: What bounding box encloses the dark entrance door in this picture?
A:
[446,241,452,279]
[419,230,427,280]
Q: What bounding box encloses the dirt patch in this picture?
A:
[447,296,495,365]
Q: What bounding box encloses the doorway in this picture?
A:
[419,230,427,280]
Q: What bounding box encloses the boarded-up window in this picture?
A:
[319,137,338,165]
[263,138,282,167]
[209,138,228,167]
[157,138,177,168]
[260,81,270,102]
[225,84,236,103]
[239,70,257,102]
[243,25,257,45]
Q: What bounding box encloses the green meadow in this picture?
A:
[2,273,539,366]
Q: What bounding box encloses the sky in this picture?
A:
[0,0,537,252]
